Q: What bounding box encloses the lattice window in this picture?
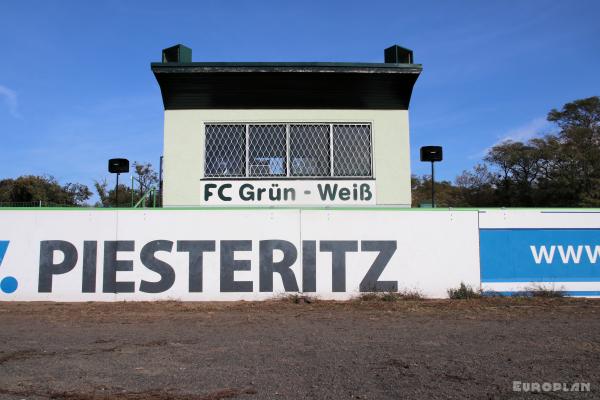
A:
[290,124,330,177]
[249,124,287,176]
[204,124,246,177]
[333,124,372,177]
[204,123,372,178]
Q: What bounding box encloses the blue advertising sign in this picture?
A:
[480,229,600,283]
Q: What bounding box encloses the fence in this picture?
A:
[0,208,598,301]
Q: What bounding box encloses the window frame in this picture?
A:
[202,122,374,180]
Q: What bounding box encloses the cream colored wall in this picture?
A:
[163,109,411,207]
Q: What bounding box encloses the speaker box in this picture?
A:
[108,158,129,174]
[420,146,443,162]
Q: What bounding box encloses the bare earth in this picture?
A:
[1,299,599,400]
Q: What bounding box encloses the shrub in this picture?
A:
[447,283,482,299]
[357,289,424,302]
[277,294,316,304]
[518,285,565,298]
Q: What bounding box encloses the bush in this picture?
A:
[515,285,565,298]
[277,294,316,304]
[447,283,482,299]
[357,289,424,302]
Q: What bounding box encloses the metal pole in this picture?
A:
[158,156,163,207]
[131,176,134,207]
[431,161,435,208]
[115,173,119,208]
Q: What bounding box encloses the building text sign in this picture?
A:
[200,180,376,205]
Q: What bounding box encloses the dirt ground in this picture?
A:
[0,298,599,400]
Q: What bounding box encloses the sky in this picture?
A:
[1,0,599,197]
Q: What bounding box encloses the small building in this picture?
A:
[152,44,421,207]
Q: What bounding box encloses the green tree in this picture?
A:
[0,175,91,206]
[411,175,465,207]
[459,96,599,207]
[94,161,159,207]
[412,96,599,208]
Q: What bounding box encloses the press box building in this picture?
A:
[152,45,421,207]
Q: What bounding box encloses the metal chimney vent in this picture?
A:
[384,45,413,64]
[162,44,192,63]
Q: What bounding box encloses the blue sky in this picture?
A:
[1,0,599,196]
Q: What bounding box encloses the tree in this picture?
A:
[411,96,600,208]
[411,175,465,207]
[450,97,600,207]
[132,162,159,200]
[483,140,546,206]
[548,96,600,130]
[94,161,159,207]
[455,164,496,207]
[94,179,134,208]
[0,175,91,206]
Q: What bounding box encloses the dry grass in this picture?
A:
[447,283,482,299]
[356,289,425,302]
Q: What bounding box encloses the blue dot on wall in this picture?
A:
[0,277,18,293]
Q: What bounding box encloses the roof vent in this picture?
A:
[162,44,192,63]
[384,45,413,64]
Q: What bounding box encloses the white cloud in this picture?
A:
[498,117,550,143]
[0,85,21,118]
[471,117,553,159]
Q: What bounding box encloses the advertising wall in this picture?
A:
[0,209,598,301]
[0,209,479,301]
[479,210,600,296]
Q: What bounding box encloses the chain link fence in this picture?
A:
[204,123,372,178]
[0,201,82,208]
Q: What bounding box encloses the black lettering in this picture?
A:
[38,240,78,293]
[239,184,254,201]
[220,240,253,292]
[140,240,175,293]
[82,241,97,293]
[103,241,135,293]
[317,183,338,200]
[177,240,216,292]
[257,187,267,200]
[338,187,351,200]
[259,240,299,292]
[361,184,373,201]
[359,241,397,292]
[283,187,296,201]
[302,241,317,292]
[218,184,232,201]
[320,241,358,292]
[204,183,217,201]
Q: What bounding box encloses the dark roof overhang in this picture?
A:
[151,62,422,110]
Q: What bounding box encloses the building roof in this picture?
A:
[151,46,422,110]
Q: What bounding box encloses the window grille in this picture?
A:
[333,124,372,177]
[290,124,331,177]
[204,123,372,178]
[248,124,287,176]
[204,124,246,177]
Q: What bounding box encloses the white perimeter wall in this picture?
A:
[1,209,598,302]
[0,209,478,301]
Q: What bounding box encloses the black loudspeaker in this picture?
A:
[108,158,129,174]
[420,146,443,162]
